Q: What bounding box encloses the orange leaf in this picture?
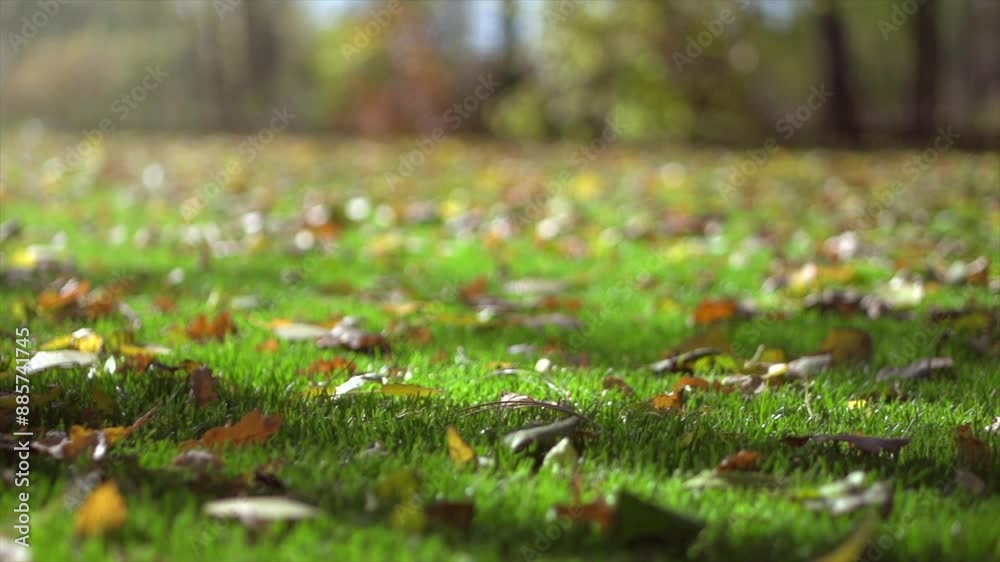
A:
[692,298,740,325]
[649,390,684,413]
[717,450,762,472]
[555,497,616,533]
[181,409,282,449]
[256,338,281,353]
[187,311,237,342]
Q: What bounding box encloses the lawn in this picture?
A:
[1,134,998,562]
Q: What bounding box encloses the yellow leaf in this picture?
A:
[75,481,128,537]
[446,425,476,467]
[814,513,881,562]
[380,384,441,397]
[40,334,76,351]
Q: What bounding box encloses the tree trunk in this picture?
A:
[912,0,938,137]
[818,0,862,144]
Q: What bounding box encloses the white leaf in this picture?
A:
[24,350,98,375]
[203,496,319,526]
[273,323,329,341]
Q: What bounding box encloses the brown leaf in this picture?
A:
[783,433,910,455]
[316,319,390,353]
[649,390,684,413]
[187,311,236,342]
[692,298,741,325]
[602,376,635,396]
[75,480,128,537]
[190,367,220,408]
[718,450,762,472]
[39,278,91,312]
[956,424,990,467]
[301,357,357,378]
[181,409,283,449]
[819,327,872,364]
[650,347,724,374]
[424,501,475,531]
[554,497,616,533]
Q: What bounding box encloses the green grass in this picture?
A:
[1,134,998,561]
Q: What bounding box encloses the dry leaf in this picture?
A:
[555,496,616,533]
[301,357,356,377]
[316,319,390,353]
[75,480,128,537]
[190,367,220,408]
[187,311,236,342]
[956,424,990,467]
[718,450,762,472]
[181,409,283,449]
[876,357,954,381]
[256,338,281,353]
[380,383,441,397]
[783,433,910,455]
[649,390,684,413]
[602,376,635,396]
[446,425,476,467]
[424,501,475,531]
[819,327,872,364]
[692,297,741,325]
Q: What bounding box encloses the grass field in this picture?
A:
[1,134,998,562]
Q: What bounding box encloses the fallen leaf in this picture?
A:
[555,496,616,533]
[40,328,103,353]
[504,416,581,452]
[602,375,635,396]
[424,502,475,531]
[23,350,98,374]
[541,436,578,472]
[316,318,390,353]
[203,496,318,526]
[876,357,954,381]
[190,367,220,408]
[301,357,356,377]
[172,449,224,472]
[650,348,724,374]
[446,425,476,467]
[806,289,891,319]
[956,424,990,467]
[256,338,281,353]
[813,512,882,562]
[796,472,892,516]
[986,417,1000,434]
[692,297,741,325]
[75,480,128,537]
[649,390,684,413]
[612,491,705,547]
[181,409,283,449]
[783,434,910,455]
[187,311,236,342]
[718,450,762,472]
[39,278,91,313]
[380,383,441,397]
[271,322,329,341]
[819,327,873,364]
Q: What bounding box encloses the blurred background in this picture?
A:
[1,0,999,148]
